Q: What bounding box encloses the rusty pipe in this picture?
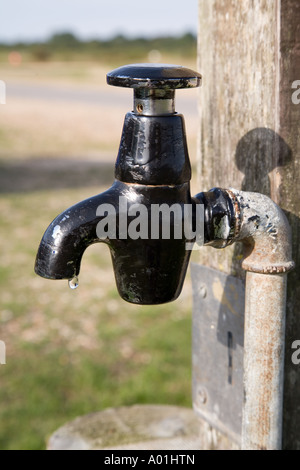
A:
[193,187,295,449]
[242,271,287,450]
[229,190,294,275]
[226,190,294,450]
[195,188,294,448]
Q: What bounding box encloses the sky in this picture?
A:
[0,0,198,43]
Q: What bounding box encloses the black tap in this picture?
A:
[35,64,236,304]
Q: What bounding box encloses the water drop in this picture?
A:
[68,276,79,290]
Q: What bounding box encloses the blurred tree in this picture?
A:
[31,44,51,61]
[48,32,80,49]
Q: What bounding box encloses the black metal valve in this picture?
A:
[107,64,201,185]
[35,64,236,305]
[107,63,201,116]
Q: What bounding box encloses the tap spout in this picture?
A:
[35,180,194,305]
[35,184,119,281]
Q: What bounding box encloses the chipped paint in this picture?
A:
[198,187,294,449]
[224,189,294,449]
[213,215,231,240]
[228,190,294,275]
[242,272,287,450]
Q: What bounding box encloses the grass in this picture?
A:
[0,54,198,449]
[0,186,194,450]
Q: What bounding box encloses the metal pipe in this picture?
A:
[242,271,286,449]
[194,187,294,448]
[227,190,294,450]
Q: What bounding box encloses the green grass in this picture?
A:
[0,46,197,448]
[0,32,197,67]
[0,187,193,450]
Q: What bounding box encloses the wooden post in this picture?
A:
[197,0,300,449]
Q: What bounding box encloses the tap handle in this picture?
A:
[106,63,202,90]
[107,64,201,116]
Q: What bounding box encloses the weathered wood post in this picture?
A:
[196,0,300,449]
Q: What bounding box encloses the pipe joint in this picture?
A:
[227,190,295,274]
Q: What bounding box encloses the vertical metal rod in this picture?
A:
[241,271,287,450]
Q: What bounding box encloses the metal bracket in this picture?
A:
[191,263,245,444]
